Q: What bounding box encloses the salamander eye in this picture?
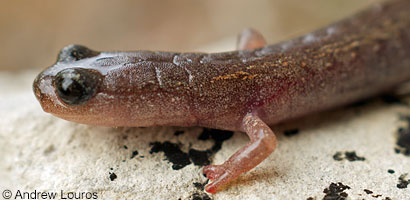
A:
[57,44,100,62]
[55,68,101,105]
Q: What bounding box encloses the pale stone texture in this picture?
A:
[1,68,410,199]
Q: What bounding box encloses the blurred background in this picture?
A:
[0,0,381,72]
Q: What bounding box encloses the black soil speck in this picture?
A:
[388,169,395,174]
[131,150,139,159]
[323,182,350,200]
[150,129,234,170]
[363,189,373,194]
[193,182,206,190]
[189,149,211,166]
[396,124,410,156]
[397,173,409,189]
[188,128,234,167]
[333,151,365,161]
[345,151,365,161]
[284,129,299,137]
[122,135,128,140]
[372,194,382,198]
[109,173,117,181]
[198,128,234,152]
[306,197,314,200]
[333,152,343,161]
[150,142,191,170]
[191,192,211,200]
[174,130,185,136]
[123,145,128,150]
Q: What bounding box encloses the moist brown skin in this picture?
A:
[33,0,410,193]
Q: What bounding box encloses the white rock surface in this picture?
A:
[1,69,410,200]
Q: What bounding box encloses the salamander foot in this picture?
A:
[203,113,277,193]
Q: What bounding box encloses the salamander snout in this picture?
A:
[33,73,44,105]
[33,70,56,113]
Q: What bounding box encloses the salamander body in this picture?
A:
[33,0,410,193]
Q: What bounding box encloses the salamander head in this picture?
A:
[33,44,108,125]
[34,44,195,127]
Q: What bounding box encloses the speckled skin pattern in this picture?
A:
[34,0,410,131]
[33,0,410,193]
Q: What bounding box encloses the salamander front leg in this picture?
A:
[237,28,267,50]
[203,113,277,193]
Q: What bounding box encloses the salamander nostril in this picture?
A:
[57,44,100,62]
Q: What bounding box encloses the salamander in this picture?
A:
[33,0,410,193]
